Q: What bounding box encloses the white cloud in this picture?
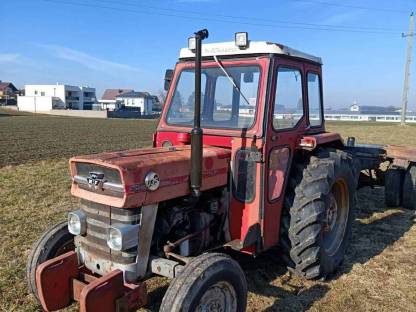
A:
[37,44,140,72]
[0,53,21,64]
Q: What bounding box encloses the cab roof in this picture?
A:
[179,41,322,64]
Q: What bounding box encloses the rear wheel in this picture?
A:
[385,167,404,207]
[402,165,416,210]
[280,149,356,279]
[26,221,74,300]
[160,253,247,312]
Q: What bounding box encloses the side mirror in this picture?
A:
[164,69,174,91]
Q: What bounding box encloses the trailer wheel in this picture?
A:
[159,253,247,312]
[402,165,416,210]
[26,221,74,300]
[385,167,404,207]
[281,149,356,280]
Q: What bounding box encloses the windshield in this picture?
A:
[166,65,260,129]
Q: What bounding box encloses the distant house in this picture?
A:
[99,89,133,110]
[0,81,19,105]
[116,91,153,115]
[349,104,400,115]
[18,84,97,112]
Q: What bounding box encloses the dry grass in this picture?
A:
[0,111,415,311]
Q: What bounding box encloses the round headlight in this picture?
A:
[107,228,122,251]
[67,210,86,235]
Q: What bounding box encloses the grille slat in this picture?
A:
[79,200,140,265]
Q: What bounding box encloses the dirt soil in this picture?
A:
[0,109,415,311]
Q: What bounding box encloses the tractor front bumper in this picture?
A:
[35,251,148,312]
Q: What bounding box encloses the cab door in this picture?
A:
[261,57,308,249]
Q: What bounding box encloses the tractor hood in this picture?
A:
[69,146,231,208]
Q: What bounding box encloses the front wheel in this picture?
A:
[26,221,74,300]
[159,253,247,312]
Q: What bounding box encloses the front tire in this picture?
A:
[160,253,247,312]
[26,221,74,300]
[281,149,356,279]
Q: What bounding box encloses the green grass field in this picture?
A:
[0,108,415,311]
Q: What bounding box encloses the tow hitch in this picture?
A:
[35,251,147,312]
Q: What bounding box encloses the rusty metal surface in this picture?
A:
[35,251,79,311]
[70,145,231,208]
[385,145,416,162]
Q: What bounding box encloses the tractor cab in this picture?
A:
[156,33,334,251]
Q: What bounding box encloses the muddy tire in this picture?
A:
[160,253,247,312]
[402,165,416,210]
[26,221,74,299]
[385,167,404,207]
[280,149,356,280]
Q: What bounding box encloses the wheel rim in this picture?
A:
[196,281,237,312]
[323,178,349,256]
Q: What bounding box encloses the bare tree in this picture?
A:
[157,89,167,106]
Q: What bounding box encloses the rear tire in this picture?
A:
[160,253,247,312]
[385,167,404,207]
[402,165,416,210]
[26,221,74,300]
[281,149,356,279]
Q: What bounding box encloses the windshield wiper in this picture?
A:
[213,55,252,107]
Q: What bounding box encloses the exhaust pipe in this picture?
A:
[190,29,209,197]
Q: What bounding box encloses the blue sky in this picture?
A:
[1,0,415,109]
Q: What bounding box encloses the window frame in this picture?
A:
[165,64,263,131]
[306,71,324,128]
[271,65,305,132]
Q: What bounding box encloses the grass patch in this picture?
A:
[0,113,415,311]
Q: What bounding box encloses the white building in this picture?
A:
[18,84,96,112]
[116,91,153,115]
[99,89,133,111]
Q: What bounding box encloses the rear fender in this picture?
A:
[297,132,344,151]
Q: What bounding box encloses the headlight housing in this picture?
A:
[107,224,140,251]
[67,210,87,235]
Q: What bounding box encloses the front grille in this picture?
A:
[73,163,124,198]
[77,199,141,265]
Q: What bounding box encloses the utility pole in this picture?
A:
[401,12,414,126]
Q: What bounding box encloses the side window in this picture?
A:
[307,73,322,127]
[273,67,303,130]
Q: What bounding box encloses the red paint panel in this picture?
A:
[298,132,343,150]
[268,147,290,201]
[79,270,124,312]
[229,137,263,253]
[155,131,234,148]
[35,251,79,312]
[70,146,231,208]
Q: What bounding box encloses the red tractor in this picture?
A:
[27,30,416,312]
